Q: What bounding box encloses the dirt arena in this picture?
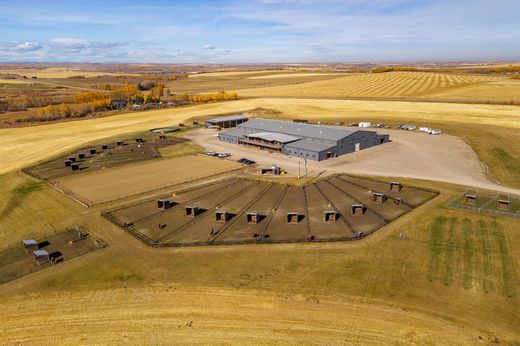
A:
[58,155,240,204]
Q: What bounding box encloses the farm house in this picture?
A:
[218,118,389,161]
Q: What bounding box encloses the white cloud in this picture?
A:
[203,44,216,50]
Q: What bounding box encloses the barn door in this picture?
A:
[355,143,360,151]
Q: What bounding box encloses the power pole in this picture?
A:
[304,158,308,177]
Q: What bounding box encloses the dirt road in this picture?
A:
[184,128,520,195]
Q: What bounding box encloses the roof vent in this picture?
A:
[320,131,323,134]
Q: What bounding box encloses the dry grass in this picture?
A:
[0,285,499,345]
[158,142,204,157]
[0,171,518,344]
[237,71,520,102]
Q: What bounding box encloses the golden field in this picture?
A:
[0,170,518,344]
[1,97,519,187]
[237,71,520,102]
[1,69,520,344]
[0,68,125,79]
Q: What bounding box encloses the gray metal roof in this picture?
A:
[239,118,358,141]
[23,239,37,246]
[284,140,336,152]
[218,128,250,139]
[245,132,300,143]
[206,114,248,123]
[33,249,49,256]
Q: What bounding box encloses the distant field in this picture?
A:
[237,71,519,102]
[0,68,122,78]
[58,155,240,204]
[248,72,340,79]
[0,79,32,84]
[188,70,288,78]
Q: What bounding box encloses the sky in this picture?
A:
[0,0,519,63]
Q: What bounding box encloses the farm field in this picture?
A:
[57,155,240,205]
[104,175,437,246]
[0,169,519,344]
[0,68,127,78]
[237,71,520,102]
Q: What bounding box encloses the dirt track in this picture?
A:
[184,128,520,195]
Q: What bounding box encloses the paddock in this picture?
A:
[103,175,437,246]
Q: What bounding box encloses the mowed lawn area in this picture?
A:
[58,155,240,204]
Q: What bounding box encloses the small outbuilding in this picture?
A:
[67,156,76,163]
[390,182,402,192]
[64,160,72,167]
[89,148,97,155]
[216,210,230,223]
[157,199,172,210]
[372,192,387,204]
[246,212,261,224]
[22,239,38,253]
[351,204,366,215]
[78,153,86,160]
[497,199,510,210]
[101,144,109,150]
[116,140,124,146]
[71,163,80,171]
[287,212,301,224]
[323,210,339,223]
[205,114,248,129]
[464,193,477,205]
[185,206,199,218]
[135,137,144,143]
[33,249,50,265]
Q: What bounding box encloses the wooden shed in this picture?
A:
[216,210,230,223]
[351,204,366,215]
[246,212,261,224]
[390,182,402,192]
[185,206,199,218]
[323,210,339,223]
[287,212,300,224]
[372,192,387,204]
[33,249,50,265]
[157,199,172,210]
[22,239,38,253]
[464,194,477,205]
[497,199,510,210]
[78,153,86,160]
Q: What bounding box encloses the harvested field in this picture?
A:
[0,68,124,78]
[26,135,187,180]
[0,227,105,285]
[237,71,518,102]
[103,175,437,246]
[58,155,240,205]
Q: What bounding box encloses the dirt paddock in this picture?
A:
[105,175,437,246]
[57,155,240,204]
